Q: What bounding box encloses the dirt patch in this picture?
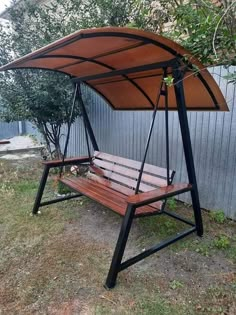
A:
[62,199,234,289]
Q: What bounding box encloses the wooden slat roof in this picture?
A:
[0,27,228,111]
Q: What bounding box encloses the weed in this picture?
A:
[78,196,89,206]
[169,280,184,290]
[195,245,210,257]
[0,181,15,195]
[14,180,38,193]
[137,215,181,245]
[227,245,236,263]
[231,282,236,292]
[167,197,177,210]
[95,305,113,315]
[210,210,226,224]
[214,235,230,249]
[57,180,73,195]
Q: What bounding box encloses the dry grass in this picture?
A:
[0,158,235,314]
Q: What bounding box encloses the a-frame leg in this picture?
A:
[32,165,49,215]
[173,63,203,236]
[105,204,136,289]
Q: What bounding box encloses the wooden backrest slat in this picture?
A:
[87,173,136,196]
[93,158,168,187]
[94,151,171,179]
[89,166,156,192]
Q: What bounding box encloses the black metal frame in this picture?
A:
[32,157,91,215]
[103,63,203,288]
[31,54,203,289]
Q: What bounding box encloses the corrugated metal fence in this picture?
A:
[0,121,40,139]
[65,66,236,219]
[0,121,20,139]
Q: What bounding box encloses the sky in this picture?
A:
[0,0,12,14]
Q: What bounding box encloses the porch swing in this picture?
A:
[0,27,228,289]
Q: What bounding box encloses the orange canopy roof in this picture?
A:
[0,27,228,111]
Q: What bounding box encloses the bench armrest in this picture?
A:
[42,156,91,167]
[126,183,192,207]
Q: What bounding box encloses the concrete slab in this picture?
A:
[0,135,44,159]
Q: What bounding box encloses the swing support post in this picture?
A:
[77,85,99,151]
[172,63,203,236]
[105,63,204,288]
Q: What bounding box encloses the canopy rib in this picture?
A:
[72,59,177,83]
[35,54,156,108]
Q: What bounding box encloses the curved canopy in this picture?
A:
[0,27,228,111]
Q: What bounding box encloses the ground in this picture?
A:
[0,157,235,315]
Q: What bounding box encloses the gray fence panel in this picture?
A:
[0,121,19,139]
[66,66,236,219]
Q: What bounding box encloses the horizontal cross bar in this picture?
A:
[40,193,82,207]
[163,210,195,226]
[119,226,196,271]
[72,58,177,83]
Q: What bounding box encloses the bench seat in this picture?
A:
[33,150,198,289]
[60,176,161,217]
[58,151,178,217]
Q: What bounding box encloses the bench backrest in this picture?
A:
[88,151,175,196]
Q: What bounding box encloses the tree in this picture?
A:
[0,0,154,158]
[149,0,236,82]
[0,1,80,159]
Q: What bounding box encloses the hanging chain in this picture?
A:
[164,68,171,185]
[59,83,79,177]
[135,71,166,194]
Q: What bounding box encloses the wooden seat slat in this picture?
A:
[61,177,125,214]
[59,177,160,216]
[79,177,130,202]
[93,158,168,187]
[90,178,163,211]
[94,151,172,178]
[87,173,163,210]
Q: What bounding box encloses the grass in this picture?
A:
[136,209,235,261]
[0,158,235,314]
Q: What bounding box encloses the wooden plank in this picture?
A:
[89,165,156,192]
[59,177,160,216]
[60,177,126,214]
[94,151,173,178]
[126,183,193,206]
[93,158,168,187]
[79,177,130,200]
[42,156,91,167]
[83,178,161,214]
[87,173,135,196]
[88,173,163,210]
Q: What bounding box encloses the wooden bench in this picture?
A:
[32,151,194,289]
[59,151,176,217]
